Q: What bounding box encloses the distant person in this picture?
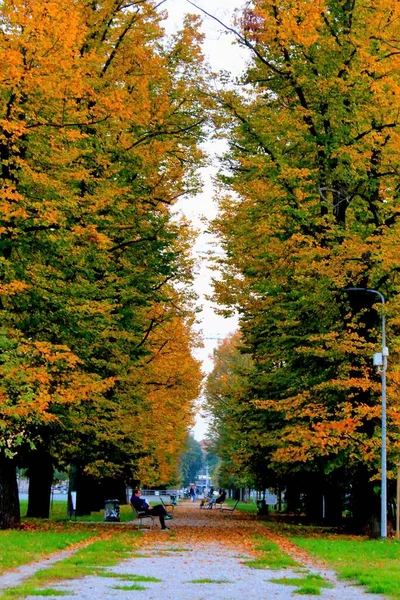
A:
[130,489,172,530]
[189,483,197,503]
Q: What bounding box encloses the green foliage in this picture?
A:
[209,0,400,525]
[0,0,208,524]
[204,333,276,491]
[179,435,204,486]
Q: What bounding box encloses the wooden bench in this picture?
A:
[159,495,174,514]
[130,502,154,529]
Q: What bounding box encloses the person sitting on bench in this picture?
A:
[209,488,226,508]
[130,489,172,530]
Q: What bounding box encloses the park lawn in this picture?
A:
[231,500,257,514]
[0,500,137,575]
[246,513,400,598]
[291,535,400,599]
[0,529,94,575]
[0,532,141,600]
[20,500,135,523]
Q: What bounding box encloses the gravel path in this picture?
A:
[0,502,389,600]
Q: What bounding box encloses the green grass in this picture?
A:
[20,499,136,523]
[98,573,162,582]
[188,579,230,584]
[290,535,400,599]
[232,500,257,514]
[0,531,141,600]
[270,573,334,596]
[245,535,298,569]
[295,585,323,595]
[53,500,134,523]
[23,589,70,596]
[0,529,94,575]
[0,498,139,578]
[112,584,147,590]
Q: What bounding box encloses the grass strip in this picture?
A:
[112,584,147,590]
[98,573,161,582]
[22,589,70,596]
[188,579,230,584]
[291,536,400,599]
[245,535,298,569]
[0,530,94,575]
[270,573,334,596]
[0,531,140,600]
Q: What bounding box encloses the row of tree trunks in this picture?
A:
[0,452,129,527]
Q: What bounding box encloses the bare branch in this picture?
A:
[186,0,285,76]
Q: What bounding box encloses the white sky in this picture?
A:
[163,0,247,439]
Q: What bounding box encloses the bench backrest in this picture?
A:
[159,495,172,505]
[130,501,148,518]
[130,501,139,516]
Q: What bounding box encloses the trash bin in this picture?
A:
[104,498,120,522]
[256,499,268,516]
[170,494,177,506]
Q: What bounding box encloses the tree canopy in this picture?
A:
[0,0,208,527]
[208,0,400,527]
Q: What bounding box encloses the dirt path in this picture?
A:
[0,501,388,599]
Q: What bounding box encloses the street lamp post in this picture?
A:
[346,288,388,539]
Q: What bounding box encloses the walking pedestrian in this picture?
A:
[189,483,197,503]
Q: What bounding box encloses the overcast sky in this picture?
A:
[163,0,247,439]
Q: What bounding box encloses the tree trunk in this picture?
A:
[285,478,302,514]
[0,451,20,529]
[304,476,324,523]
[324,484,344,525]
[26,451,53,518]
[69,467,98,516]
[350,468,380,536]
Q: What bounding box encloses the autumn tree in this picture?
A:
[0,0,207,526]
[204,332,271,491]
[210,0,400,529]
